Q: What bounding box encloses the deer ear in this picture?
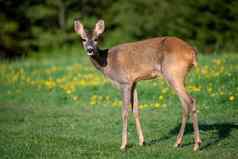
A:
[74,19,87,38]
[94,20,105,36]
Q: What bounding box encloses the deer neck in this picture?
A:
[89,48,109,72]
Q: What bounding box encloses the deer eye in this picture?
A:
[94,38,98,42]
[81,38,87,42]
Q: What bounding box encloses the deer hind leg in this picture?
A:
[162,66,201,151]
[170,80,190,148]
[131,83,144,146]
[190,97,202,151]
[176,89,202,151]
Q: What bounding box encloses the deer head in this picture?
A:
[74,19,105,56]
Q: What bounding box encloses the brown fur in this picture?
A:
[93,37,197,84]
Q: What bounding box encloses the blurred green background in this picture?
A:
[1,0,238,58]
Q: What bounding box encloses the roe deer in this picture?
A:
[74,19,202,151]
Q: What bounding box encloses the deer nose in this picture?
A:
[87,46,94,53]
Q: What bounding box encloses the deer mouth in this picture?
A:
[87,50,94,56]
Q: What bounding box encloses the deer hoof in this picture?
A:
[193,142,201,151]
[174,142,182,148]
[139,141,145,146]
[120,144,128,151]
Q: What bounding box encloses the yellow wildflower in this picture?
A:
[159,95,164,100]
[229,96,235,101]
[73,96,80,101]
[154,103,160,108]
[207,87,212,93]
[220,91,224,96]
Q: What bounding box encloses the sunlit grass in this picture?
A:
[0,53,238,159]
[0,53,237,109]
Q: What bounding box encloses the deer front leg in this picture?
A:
[120,84,132,150]
[132,86,144,146]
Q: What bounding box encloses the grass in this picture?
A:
[0,52,238,159]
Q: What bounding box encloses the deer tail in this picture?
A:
[192,48,198,67]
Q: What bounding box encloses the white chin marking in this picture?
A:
[87,52,94,56]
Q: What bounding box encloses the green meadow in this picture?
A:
[0,52,238,159]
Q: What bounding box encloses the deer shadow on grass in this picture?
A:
[146,122,238,150]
